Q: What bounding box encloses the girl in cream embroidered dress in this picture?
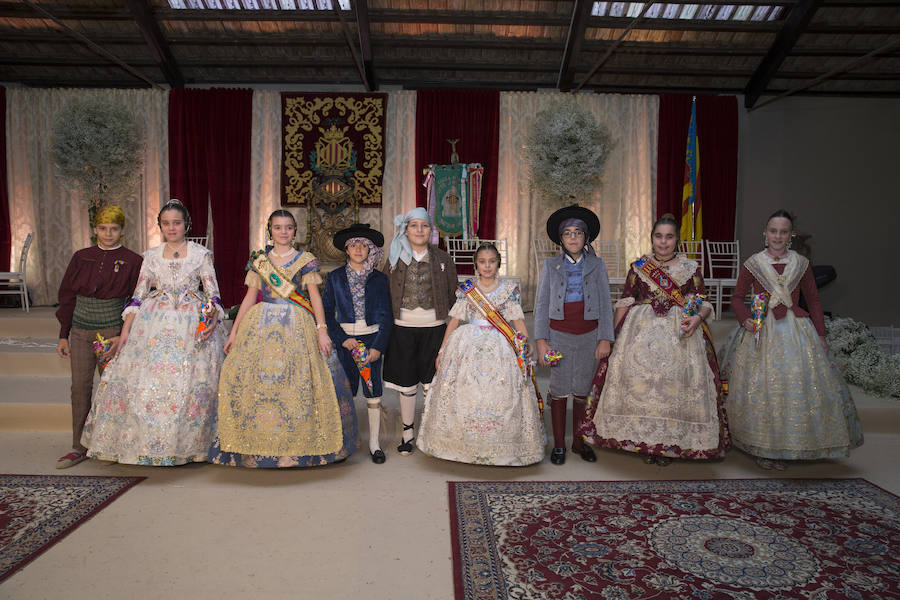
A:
[580,254,729,460]
[209,248,356,468]
[417,280,545,466]
[82,241,226,465]
[719,249,862,460]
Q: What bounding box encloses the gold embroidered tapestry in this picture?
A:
[281,93,387,208]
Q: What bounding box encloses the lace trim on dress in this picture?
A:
[745,250,808,309]
[633,254,697,289]
[615,296,636,309]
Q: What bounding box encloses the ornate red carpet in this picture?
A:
[1,474,144,583]
[448,479,900,600]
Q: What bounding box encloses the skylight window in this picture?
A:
[591,2,785,21]
[168,0,350,8]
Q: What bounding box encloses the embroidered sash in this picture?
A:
[634,256,687,306]
[248,250,315,317]
[459,280,526,377]
[744,250,807,310]
[633,256,711,339]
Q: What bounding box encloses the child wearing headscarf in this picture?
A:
[383,208,458,455]
[323,223,393,463]
[55,205,142,468]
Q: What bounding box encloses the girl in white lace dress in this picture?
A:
[417,244,545,465]
[81,200,226,466]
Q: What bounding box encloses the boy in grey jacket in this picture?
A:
[534,205,614,465]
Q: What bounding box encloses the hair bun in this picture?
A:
[661,212,676,221]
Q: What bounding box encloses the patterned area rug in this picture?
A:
[449,479,900,600]
[1,474,144,583]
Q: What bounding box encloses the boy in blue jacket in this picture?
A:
[323,224,393,464]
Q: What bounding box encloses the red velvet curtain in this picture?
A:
[415,89,499,240]
[656,94,738,243]
[168,88,252,306]
[0,86,10,271]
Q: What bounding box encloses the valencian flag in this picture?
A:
[681,96,702,242]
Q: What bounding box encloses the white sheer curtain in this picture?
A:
[249,90,283,250]
[6,88,168,306]
[248,90,417,256]
[380,90,418,240]
[496,92,658,309]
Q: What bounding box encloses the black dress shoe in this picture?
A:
[572,445,597,462]
[550,447,566,465]
[371,449,386,464]
[397,438,415,455]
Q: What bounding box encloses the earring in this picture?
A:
[763,233,768,248]
[788,236,793,250]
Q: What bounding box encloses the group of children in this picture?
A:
[55,201,863,472]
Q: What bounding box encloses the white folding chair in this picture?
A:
[532,238,560,275]
[445,237,509,277]
[705,240,741,319]
[678,239,706,276]
[0,232,34,312]
[593,239,626,304]
[186,235,209,248]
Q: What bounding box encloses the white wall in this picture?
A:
[736,95,900,326]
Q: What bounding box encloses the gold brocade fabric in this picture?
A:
[720,312,863,460]
[281,93,386,207]
[217,256,342,457]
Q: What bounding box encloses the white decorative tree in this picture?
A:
[527,97,616,208]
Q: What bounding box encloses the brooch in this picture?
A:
[440,263,445,272]
[113,259,125,273]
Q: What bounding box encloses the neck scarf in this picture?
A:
[345,237,384,279]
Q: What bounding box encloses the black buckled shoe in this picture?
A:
[572,444,596,462]
[371,449,386,464]
[550,447,566,465]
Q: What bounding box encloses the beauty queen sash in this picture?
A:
[633,256,712,339]
[459,279,527,377]
[459,280,543,415]
[248,250,315,317]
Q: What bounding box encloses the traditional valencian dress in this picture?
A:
[579,254,729,459]
[417,281,545,465]
[719,250,863,460]
[81,242,225,465]
[208,249,357,468]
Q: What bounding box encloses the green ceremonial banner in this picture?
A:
[431,164,467,237]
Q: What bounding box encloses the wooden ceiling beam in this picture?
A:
[127,0,183,88]
[354,0,377,90]
[575,2,652,91]
[3,30,899,60]
[0,2,133,20]
[557,0,592,91]
[18,0,160,88]
[745,0,821,108]
[3,56,895,83]
[752,36,900,109]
